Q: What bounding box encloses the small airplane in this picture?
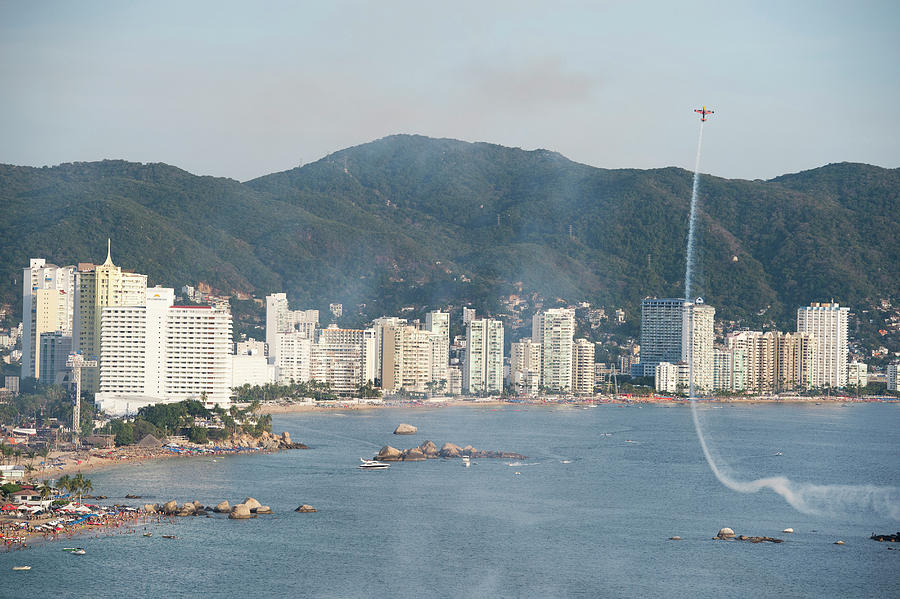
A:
[694,106,714,121]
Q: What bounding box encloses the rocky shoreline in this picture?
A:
[375,440,526,462]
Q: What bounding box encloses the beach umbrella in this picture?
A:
[1,504,18,510]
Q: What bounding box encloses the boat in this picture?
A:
[143,532,153,537]
[12,566,31,571]
[358,458,390,469]
[162,535,177,539]
[774,452,783,456]
[71,548,86,555]
[462,456,471,467]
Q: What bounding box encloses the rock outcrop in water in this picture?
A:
[375,440,526,462]
[870,532,900,542]
[393,423,418,435]
[714,528,783,543]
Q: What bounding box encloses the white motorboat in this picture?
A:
[462,456,471,467]
[12,566,31,571]
[358,458,390,470]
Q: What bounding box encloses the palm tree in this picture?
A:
[37,479,53,501]
[71,473,86,501]
[80,478,93,500]
[56,474,72,497]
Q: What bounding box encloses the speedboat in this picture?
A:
[71,548,86,555]
[462,456,471,467]
[12,566,31,571]
[358,458,390,469]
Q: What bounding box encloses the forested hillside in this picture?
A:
[2,135,897,331]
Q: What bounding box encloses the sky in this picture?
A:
[1,1,898,182]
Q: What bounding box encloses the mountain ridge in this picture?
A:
[2,135,898,333]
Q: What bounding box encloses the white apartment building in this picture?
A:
[371,316,407,384]
[231,353,276,389]
[797,302,850,389]
[847,361,868,388]
[656,361,690,394]
[572,338,595,395]
[425,311,450,387]
[95,287,232,416]
[277,332,313,384]
[265,292,319,364]
[533,308,575,392]
[887,364,900,392]
[22,259,75,379]
[509,338,542,395]
[381,324,436,394]
[725,330,815,393]
[463,319,504,395]
[682,301,715,393]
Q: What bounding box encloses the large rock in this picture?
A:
[295,504,317,513]
[143,504,157,513]
[176,502,196,516]
[393,423,417,435]
[213,500,231,513]
[419,440,439,457]
[376,445,402,461]
[716,527,736,539]
[440,443,462,458]
[282,431,292,445]
[229,504,252,519]
[403,448,426,461]
[242,497,262,511]
[162,500,178,515]
[255,505,273,514]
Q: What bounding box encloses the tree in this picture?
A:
[56,474,72,496]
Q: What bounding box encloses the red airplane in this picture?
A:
[694,106,714,121]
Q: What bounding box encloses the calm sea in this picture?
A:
[3,403,898,598]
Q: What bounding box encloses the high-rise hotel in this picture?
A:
[73,241,147,393]
[641,298,715,392]
[797,302,849,389]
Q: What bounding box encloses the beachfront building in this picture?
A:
[425,311,450,388]
[847,361,868,388]
[371,316,407,385]
[381,323,436,394]
[509,337,542,395]
[888,364,900,392]
[639,298,714,392]
[231,353,277,389]
[532,308,575,392]
[655,361,690,394]
[73,241,148,394]
[95,287,232,415]
[463,319,504,395]
[276,332,313,384]
[21,258,76,379]
[572,338,595,395]
[312,326,378,395]
[797,302,850,389]
[265,293,319,364]
[725,330,816,393]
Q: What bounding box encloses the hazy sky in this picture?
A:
[1,1,898,181]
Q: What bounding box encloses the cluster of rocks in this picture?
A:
[714,527,783,543]
[144,500,212,517]
[375,440,526,462]
[871,532,900,542]
[225,497,273,519]
[231,431,308,450]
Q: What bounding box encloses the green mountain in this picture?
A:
[2,135,898,332]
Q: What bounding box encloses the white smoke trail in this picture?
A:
[690,403,900,519]
[682,112,899,520]
[684,120,704,303]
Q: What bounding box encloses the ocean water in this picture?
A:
[3,403,899,598]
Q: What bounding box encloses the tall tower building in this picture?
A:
[639,298,686,378]
[381,324,435,394]
[682,300,715,393]
[797,302,849,389]
[425,311,450,388]
[73,241,147,393]
[265,292,318,364]
[22,259,75,379]
[572,338,595,395]
[463,319,504,394]
[532,308,575,392]
[509,338,542,394]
